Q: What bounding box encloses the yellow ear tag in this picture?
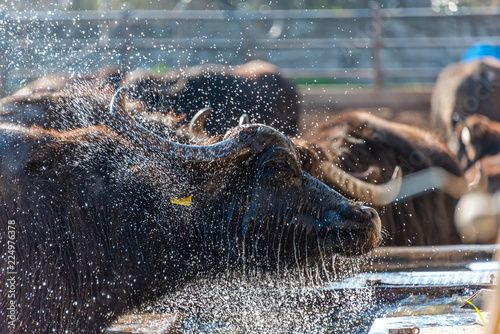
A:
[170,195,192,206]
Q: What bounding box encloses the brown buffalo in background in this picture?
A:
[431,58,500,148]
[430,58,500,194]
[0,68,191,142]
[0,67,124,130]
[294,111,464,246]
[0,60,300,138]
[122,60,300,136]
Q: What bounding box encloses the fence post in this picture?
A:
[238,13,257,62]
[0,46,6,98]
[98,2,110,52]
[370,2,383,90]
[120,10,130,70]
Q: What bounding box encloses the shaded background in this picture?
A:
[1,0,500,97]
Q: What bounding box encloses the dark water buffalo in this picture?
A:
[0,66,124,130]
[0,89,380,333]
[294,111,463,246]
[10,66,124,98]
[1,61,299,138]
[122,60,300,136]
[431,58,500,146]
[0,75,186,142]
[0,84,115,130]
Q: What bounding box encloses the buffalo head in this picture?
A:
[110,88,382,266]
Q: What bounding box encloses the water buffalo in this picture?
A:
[0,83,115,130]
[0,89,380,333]
[0,77,186,142]
[431,58,500,146]
[294,111,464,246]
[10,66,124,98]
[122,60,300,136]
[1,61,299,138]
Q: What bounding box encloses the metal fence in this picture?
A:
[1,6,500,95]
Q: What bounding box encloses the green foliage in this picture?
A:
[71,0,98,10]
[150,62,170,74]
[292,77,336,85]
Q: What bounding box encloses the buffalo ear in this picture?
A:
[293,141,322,180]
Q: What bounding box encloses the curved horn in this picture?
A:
[188,107,212,135]
[239,113,250,126]
[391,165,484,201]
[467,161,488,193]
[110,88,252,166]
[321,163,402,206]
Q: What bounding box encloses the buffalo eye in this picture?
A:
[257,148,303,186]
[263,158,302,185]
[268,160,291,172]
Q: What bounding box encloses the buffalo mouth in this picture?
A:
[299,205,382,258]
[240,205,381,270]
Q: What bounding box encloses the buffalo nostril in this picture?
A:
[360,206,381,238]
[360,206,379,221]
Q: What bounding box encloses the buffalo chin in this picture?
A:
[306,216,381,258]
[335,227,380,256]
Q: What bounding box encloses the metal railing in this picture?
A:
[0,6,500,95]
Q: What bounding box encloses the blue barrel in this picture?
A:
[462,44,500,62]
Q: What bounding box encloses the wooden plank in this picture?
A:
[419,326,485,333]
[461,289,496,310]
[369,313,485,334]
[327,271,497,290]
[326,270,497,300]
[367,245,499,272]
[106,313,182,334]
[372,245,499,260]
